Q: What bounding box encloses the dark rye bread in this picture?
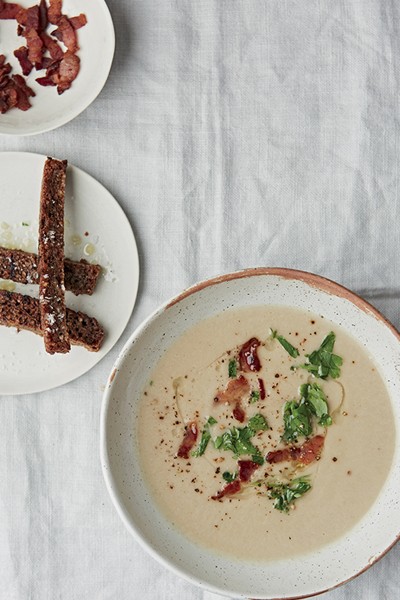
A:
[0,290,104,352]
[0,247,101,296]
[38,157,70,354]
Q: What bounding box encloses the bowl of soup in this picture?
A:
[100,268,400,599]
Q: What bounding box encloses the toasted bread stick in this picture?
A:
[0,247,101,296]
[0,289,104,352]
[38,157,70,354]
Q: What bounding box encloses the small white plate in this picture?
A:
[0,152,139,394]
[0,0,114,136]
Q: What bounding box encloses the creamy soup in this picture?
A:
[138,306,395,561]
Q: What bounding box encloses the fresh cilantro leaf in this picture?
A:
[251,453,265,465]
[250,390,260,403]
[271,329,299,358]
[282,400,313,442]
[248,413,269,434]
[214,414,268,459]
[267,476,312,512]
[228,359,237,378]
[295,332,342,379]
[192,417,217,457]
[22,222,29,226]
[301,383,331,426]
[222,471,237,483]
[282,383,332,441]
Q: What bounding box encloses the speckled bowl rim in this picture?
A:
[100,267,400,600]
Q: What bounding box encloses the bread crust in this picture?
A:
[0,247,101,296]
[0,289,104,352]
[38,157,70,354]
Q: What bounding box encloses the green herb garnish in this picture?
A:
[249,390,260,403]
[282,383,332,442]
[222,471,237,483]
[228,359,237,378]
[192,416,217,457]
[21,222,29,227]
[267,476,312,512]
[294,332,342,379]
[282,400,313,442]
[214,413,269,462]
[271,329,299,358]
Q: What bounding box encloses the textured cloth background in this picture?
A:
[1,0,399,598]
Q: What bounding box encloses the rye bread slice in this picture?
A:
[0,246,101,296]
[0,289,104,352]
[38,157,70,354]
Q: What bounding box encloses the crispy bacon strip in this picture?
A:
[38,0,47,30]
[215,375,250,405]
[258,378,266,400]
[14,46,33,76]
[239,337,261,372]
[52,16,78,53]
[25,27,44,66]
[40,32,63,60]
[47,0,61,24]
[54,51,80,94]
[266,435,325,466]
[69,13,87,30]
[238,460,260,482]
[177,421,198,459]
[215,375,249,422]
[211,479,241,500]
[0,1,21,19]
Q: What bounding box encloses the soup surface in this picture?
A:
[138,306,395,561]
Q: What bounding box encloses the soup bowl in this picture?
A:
[100,268,400,599]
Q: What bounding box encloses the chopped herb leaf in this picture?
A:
[249,390,260,403]
[267,476,312,512]
[295,332,342,379]
[22,222,29,226]
[192,417,217,457]
[228,359,237,378]
[282,383,332,442]
[251,453,265,465]
[271,329,299,358]
[248,413,269,434]
[222,471,237,483]
[282,400,313,442]
[214,414,268,459]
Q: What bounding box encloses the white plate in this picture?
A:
[101,269,400,599]
[0,152,139,394]
[0,0,114,136]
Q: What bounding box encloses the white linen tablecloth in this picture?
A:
[1,0,399,598]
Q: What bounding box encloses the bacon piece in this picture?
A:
[14,46,33,76]
[38,0,47,31]
[239,337,261,372]
[215,375,250,405]
[238,460,259,482]
[266,435,325,466]
[177,421,198,459]
[215,375,249,422]
[211,479,241,500]
[15,6,26,24]
[54,51,80,94]
[40,32,63,60]
[25,27,44,67]
[69,13,87,30]
[12,74,35,110]
[25,4,39,30]
[52,16,78,53]
[47,0,61,24]
[258,378,266,400]
[0,1,22,19]
[232,403,245,423]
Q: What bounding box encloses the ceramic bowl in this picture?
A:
[100,268,400,599]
